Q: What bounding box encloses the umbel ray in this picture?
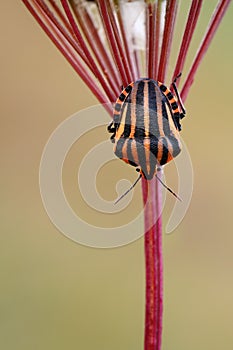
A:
[108,74,186,204]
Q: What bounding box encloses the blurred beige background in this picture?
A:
[1,1,233,349]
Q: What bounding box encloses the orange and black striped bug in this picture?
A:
[108,75,186,203]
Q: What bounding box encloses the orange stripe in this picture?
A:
[144,138,151,174]
[144,82,150,137]
[131,139,139,165]
[170,97,176,104]
[121,139,129,163]
[166,137,174,163]
[116,105,128,138]
[157,138,163,164]
[129,83,138,138]
[155,85,164,136]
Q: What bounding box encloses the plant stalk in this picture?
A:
[142,175,163,350]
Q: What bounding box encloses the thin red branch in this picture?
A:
[147,3,155,78]
[48,0,73,32]
[70,1,120,96]
[61,0,116,101]
[181,0,232,102]
[116,2,138,81]
[143,2,168,349]
[142,176,163,350]
[172,0,203,87]
[106,0,133,83]
[158,0,178,82]
[36,0,92,70]
[97,0,129,87]
[22,0,112,115]
[153,0,163,81]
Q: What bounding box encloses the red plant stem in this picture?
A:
[143,2,179,349]
[158,0,178,82]
[49,0,74,32]
[106,0,133,82]
[61,0,116,102]
[97,0,129,87]
[142,175,163,350]
[181,0,232,102]
[116,3,138,81]
[172,0,203,86]
[70,2,120,96]
[36,0,92,70]
[153,0,163,81]
[22,0,112,115]
[147,3,154,78]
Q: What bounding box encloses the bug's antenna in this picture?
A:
[114,174,142,204]
[155,174,182,201]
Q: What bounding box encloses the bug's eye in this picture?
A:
[136,168,140,173]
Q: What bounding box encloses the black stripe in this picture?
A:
[123,93,132,138]
[134,81,145,138]
[161,99,171,136]
[168,135,181,157]
[148,81,159,138]
[159,84,167,93]
[167,92,173,100]
[149,137,158,179]
[173,112,181,131]
[119,93,126,102]
[125,85,133,94]
[171,101,178,109]
[160,137,169,165]
[135,138,147,178]
[114,138,125,160]
[149,136,159,160]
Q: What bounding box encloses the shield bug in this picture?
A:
[108,75,186,203]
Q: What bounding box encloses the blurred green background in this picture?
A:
[1,1,233,349]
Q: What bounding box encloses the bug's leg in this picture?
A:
[172,73,186,117]
[107,121,115,133]
[173,114,182,131]
[110,134,116,143]
[107,121,116,143]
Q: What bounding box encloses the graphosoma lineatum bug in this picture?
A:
[108,75,186,202]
